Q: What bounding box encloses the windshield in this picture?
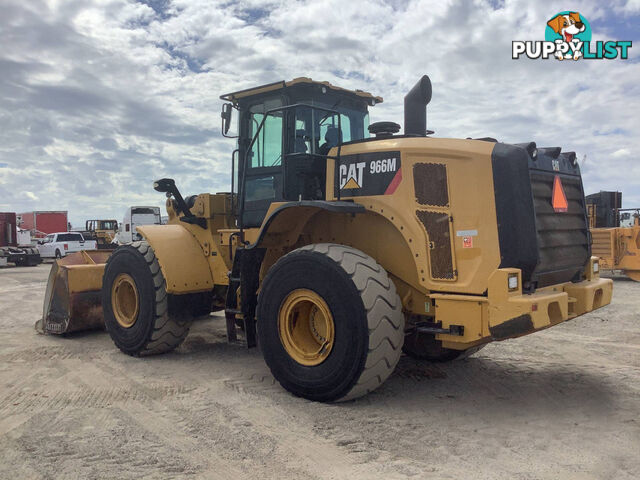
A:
[132,207,158,215]
[293,102,369,155]
[101,221,118,230]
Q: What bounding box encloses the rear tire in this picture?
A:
[102,241,192,356]
[625,270,640,282]
[402,331,485,361]
[257,243,404,402]
[55,249,62,259]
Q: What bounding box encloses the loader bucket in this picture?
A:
[36,250,112,334]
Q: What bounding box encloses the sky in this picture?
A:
[0,0,638,227]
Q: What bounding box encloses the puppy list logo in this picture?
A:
[513,11,632,60]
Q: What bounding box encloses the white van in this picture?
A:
[114,206,162,244]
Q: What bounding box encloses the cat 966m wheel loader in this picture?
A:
[40,75,613,401]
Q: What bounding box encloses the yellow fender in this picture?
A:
[137,224,213,294]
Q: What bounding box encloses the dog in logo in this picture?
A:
[547,12,586,60]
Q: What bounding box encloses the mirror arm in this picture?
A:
[154,178,207,230]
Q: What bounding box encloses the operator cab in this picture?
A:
[220,78,382,228]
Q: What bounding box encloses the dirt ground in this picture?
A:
[0,263,638,480]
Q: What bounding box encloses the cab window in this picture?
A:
[248,100,284,168]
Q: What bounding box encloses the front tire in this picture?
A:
[257,244,404,402]
[102,241,192,356]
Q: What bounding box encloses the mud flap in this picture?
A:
[37,250,112,334]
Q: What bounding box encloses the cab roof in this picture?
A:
[220,77,383,105]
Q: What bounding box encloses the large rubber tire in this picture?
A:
[625,270,640,282]
[257,243,404,402]
[403,331,486,362]
[102,241,192,356]
[55,249,62,259]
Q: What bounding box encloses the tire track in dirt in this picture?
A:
[0,345,77,363]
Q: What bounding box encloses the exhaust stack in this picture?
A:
[404,75,432,136]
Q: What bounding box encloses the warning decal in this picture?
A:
[552,175,568,213]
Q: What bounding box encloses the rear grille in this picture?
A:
[591,230,614,259]
[416,210,455,279]
[529,172,590,286]
[491,143,590,291]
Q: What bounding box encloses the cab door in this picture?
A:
[39,234,55,257]
[241,104,285,228]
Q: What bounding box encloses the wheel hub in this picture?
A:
[278,289,335,366]
[111,273,139,328]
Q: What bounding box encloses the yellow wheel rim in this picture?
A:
[278,289,335,366]
[111,273,139,328]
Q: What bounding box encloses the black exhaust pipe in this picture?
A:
[404,75,432,136]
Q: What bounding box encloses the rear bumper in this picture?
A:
[488,277,613,340]
[430,266,613,350]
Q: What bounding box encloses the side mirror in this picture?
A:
[153,178,175,193]
[152,178,196,223]
[221,103,234,137]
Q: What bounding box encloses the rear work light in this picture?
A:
[508,273,519,291]
[552,175,568,213]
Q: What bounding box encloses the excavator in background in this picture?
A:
[587,191,640,281]
[39,75,612,402]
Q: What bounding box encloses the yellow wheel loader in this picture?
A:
[587,191,640,281]
[81,219,118,249]
[40,76,613,402]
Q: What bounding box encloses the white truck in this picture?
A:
[37,232,97,259]
[113,206,162,245]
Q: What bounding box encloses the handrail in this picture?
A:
[230,148,239,216]
[238,103,343,237]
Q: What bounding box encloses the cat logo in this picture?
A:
[335,151,401,198]
[339,162,366,189]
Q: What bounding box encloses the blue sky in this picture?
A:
[0,0,638,226]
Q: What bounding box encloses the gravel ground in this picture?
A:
[0,262,638,479]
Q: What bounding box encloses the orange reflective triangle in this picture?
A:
[552,175,568,213]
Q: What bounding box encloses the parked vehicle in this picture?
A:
[18,211,68,238]
[113,207,161,244]
[41,75,612,402]
[0,212,41,266]
[80,219,118,249]
[36,232,97,259]
[587,191,640,281]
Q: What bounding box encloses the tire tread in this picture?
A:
[301,244,404,401]
[106,241,191,356]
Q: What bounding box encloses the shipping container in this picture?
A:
[0,212,18,247]
[19,211,68,238]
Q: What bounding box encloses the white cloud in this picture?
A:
[622,0,640,13]
[611,148,631,158]
[0,0,639,226]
